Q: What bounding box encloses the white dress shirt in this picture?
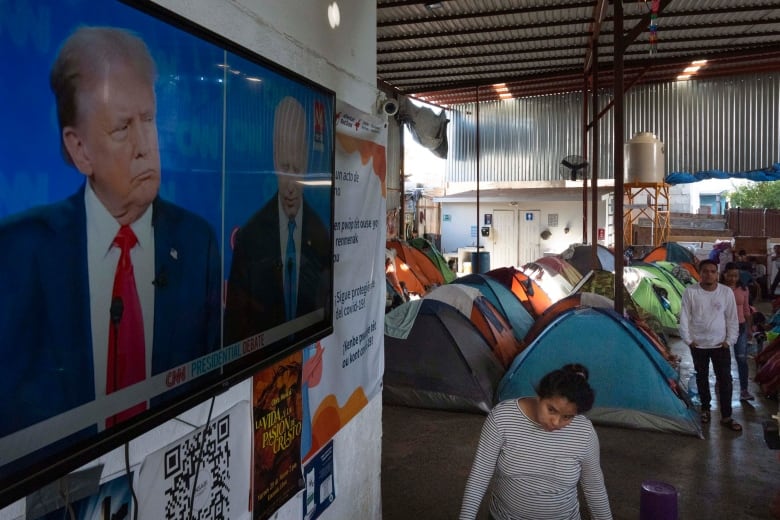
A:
[85,183,155,401]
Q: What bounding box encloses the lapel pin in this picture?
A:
[170,248,178,260]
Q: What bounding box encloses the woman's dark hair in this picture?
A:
[535,364,595,414]
[722,261,747,288]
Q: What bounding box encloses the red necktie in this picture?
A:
[106,225,147,427]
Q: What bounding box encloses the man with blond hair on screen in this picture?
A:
[0,26,221,439]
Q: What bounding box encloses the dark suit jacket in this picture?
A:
[224,195,330,345]
[0,185,221,436]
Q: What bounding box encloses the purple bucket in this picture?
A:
[640,480,678,520]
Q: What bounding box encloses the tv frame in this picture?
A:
[0,0,334,507]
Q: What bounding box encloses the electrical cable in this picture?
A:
[124,442,139,520]
[173,417,200,430]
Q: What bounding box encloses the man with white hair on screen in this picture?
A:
[224,96,330,345]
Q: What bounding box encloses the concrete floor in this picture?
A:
[382,309,780,519]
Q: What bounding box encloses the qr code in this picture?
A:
[163,415,232,519]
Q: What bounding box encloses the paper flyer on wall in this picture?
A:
[252,351,304,519]
[300,101,387,462]
[301,440,335,520]
[136,401,252,519]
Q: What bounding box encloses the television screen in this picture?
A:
[0,0,334,505]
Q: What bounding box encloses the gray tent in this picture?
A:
[561,243,615,275]
[384,299,503,413]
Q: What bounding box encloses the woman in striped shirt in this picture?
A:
[459,364,612,520]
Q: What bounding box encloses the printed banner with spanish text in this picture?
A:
[300,102,386,461]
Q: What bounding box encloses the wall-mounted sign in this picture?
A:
[443,214,451,222]
[525,212,535,221]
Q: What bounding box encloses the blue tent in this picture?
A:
[497,306,702,438]
[453,273,535,342]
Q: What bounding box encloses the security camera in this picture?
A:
[382,99,399,116]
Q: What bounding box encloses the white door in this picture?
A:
[519,210,541,266]
[491,209,517,268]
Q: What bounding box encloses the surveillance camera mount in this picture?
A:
[382,99,399,116]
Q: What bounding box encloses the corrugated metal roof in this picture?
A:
[377,0,780,106]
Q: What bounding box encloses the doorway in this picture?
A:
[491,209,517,268]
[519,210,541,265]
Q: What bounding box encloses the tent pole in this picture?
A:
[582,64,589,245]
[613,0,625,315]
[591,41,599,270]
[475,86,481,273]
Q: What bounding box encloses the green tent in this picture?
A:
[571,269,670,341]
[408,237,456,283]
[623,264,684,337]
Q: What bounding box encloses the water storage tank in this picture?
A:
[625,132,665,183]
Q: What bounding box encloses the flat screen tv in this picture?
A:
[0,0,334,506]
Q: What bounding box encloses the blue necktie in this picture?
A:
[285,218,297,320]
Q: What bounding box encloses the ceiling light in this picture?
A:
[328,2,340,29]
[683,66,700,74]
[676,74,691,81]
[425,2,443,10]
[692,59,708,65]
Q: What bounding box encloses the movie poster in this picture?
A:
[252,352,304,519]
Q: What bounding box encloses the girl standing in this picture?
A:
[723,262,755,401]
[459,364,612,520]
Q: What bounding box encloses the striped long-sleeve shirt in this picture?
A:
[459,399,612,520]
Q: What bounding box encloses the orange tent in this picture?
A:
[641,242,696,264]
[387,239,445,291]
[485,267,552,318]
[387,251,425,296]
[641,242,699,281]
[425,284,523,368]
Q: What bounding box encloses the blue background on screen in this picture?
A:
[0,0,334,277]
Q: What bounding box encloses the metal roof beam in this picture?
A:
[585,0,609,72]
[400,42,780,96]
[379,29,780,68]
[377,1,594,27]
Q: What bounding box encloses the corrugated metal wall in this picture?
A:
[727,209,780,238]
[447,73,780,183]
